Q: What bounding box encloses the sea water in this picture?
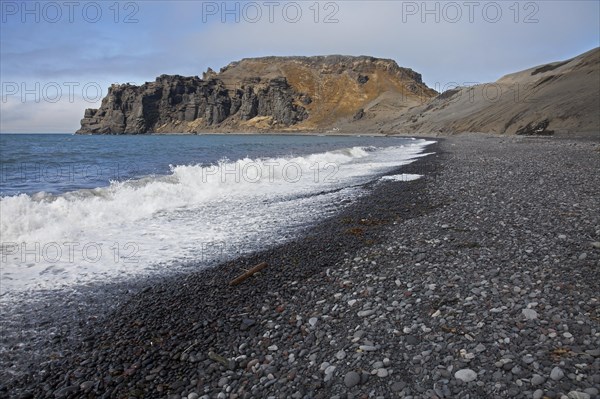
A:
[0,134,434,301]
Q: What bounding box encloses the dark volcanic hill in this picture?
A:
[76,56,436,134]
[386,47,600,135]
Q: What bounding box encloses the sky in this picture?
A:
[0,0,599,133]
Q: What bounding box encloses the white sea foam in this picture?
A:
[380,174,423,182]
[0,140,435,299]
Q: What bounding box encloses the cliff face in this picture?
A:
[78,74,308,134]
[77,56,436,134]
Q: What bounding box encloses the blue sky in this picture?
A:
[1,0,599,133]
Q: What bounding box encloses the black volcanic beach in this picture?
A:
[2,133,599,399]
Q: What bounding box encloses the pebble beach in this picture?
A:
[2,133,599,399]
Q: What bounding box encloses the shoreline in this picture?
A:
[3,134,600,399]
[67,130,600,144]
[1,138,441,397]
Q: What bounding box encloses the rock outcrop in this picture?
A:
[78,74,308,134]
[77,56,435,134]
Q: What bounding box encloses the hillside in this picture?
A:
[387,47,600,135]
[76,56,436,134]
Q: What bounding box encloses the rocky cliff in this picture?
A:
[77,74,308,134]
[78,50,599,135]
[77,56,436,134]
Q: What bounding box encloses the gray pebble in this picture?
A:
[391,381,406,392]
[335,350,346,360]
[79,381,94,391]
[454,369,477,382]
[531,374,545,386]
[522,354,535,364]
[376,368,388,378]
[358,309,375,317]
[359,345,377,352]
[344,371,361,388]
[550,366,564,381]
[522,308,538,320]
[53,386,79,398]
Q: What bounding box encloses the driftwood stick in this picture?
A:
[229,262,268,286]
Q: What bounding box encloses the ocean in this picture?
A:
[0,134,434,301]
